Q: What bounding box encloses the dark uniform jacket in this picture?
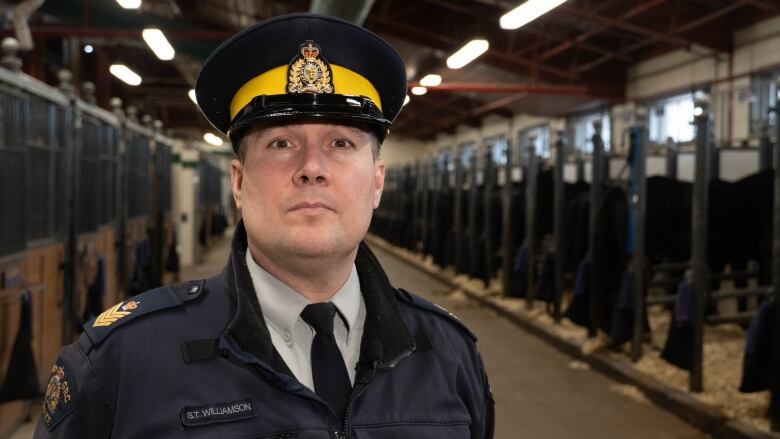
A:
[34,223,494,438]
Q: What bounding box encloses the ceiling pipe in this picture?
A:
[309,0,376,26]
[0,0,45,50]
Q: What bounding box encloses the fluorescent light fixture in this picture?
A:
[188,89,197,105]
[403,95,410,106]
[142,28,175,61]
[419,74,441,87]
[500,0,568,30]
[204,133,223,146]
[83,44,94,54]
[109,64,142,86]
[411,86,428,96]
[116,0,141,9]
[447,39,489,69]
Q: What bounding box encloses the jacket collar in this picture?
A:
[222,221,414,371]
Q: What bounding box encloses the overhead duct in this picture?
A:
[0,0,44,50]
[309,0,376,26]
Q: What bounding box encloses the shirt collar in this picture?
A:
[245,247,361,334]
[330,265,361,332]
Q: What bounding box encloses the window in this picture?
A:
[749,72,777,136]
[568,111,611,153]
[486,135,508,165]
[437,148,453,173]
[519,125,550,159]
[648,93,695,143]
[459,142,475,168]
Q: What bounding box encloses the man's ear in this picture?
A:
[373,159,385,209]
[230,159,243,209]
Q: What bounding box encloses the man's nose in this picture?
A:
[292,144,330,186]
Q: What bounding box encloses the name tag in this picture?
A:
[180,399,256,427]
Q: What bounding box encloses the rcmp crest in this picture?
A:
[43,362,77,429]
[287,40,334,94]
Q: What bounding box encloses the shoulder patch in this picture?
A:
[84,280,205,346]
[395,288,477,342]
[42,360,79,431]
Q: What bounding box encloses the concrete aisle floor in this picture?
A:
[8,233,706,439]
[370,244,707,439]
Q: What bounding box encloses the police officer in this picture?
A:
[35,13,493,438]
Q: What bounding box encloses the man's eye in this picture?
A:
[332,138,354,148]
[269,139,291,148]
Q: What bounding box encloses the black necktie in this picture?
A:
[300,302,352,419]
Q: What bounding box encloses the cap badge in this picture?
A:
[287,40,334,94]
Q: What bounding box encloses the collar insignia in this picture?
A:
[287,40,334,94]
[92,300,140,327]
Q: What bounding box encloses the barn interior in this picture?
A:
[1,1,780,438]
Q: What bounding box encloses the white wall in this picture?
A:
[623,14,780,150]
[381,14,780,179]
[380,135,433,167]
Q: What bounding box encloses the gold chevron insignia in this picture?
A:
[93,302,133,327]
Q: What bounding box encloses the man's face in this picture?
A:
[231,122,385,262]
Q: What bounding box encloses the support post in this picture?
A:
[588,126,605,337]
[770,79,780,432]
[412,159,421,251]
[576,151,585,183]
[422,158,431,254]
[553,129,566,322]
[502,136,514,296]
[468,148,478,278]
[630,110,648,362]
[525,135,538,308]
[454,144,464,272]
[61,70,80,344]
[760,121,773,172]
[484,145,495,287]
[690,92,712,393]
[666,136,678,179]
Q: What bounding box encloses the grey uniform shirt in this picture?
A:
[245,249,366,389]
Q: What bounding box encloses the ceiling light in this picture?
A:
[419,74,441,87]
[109,64,142,86]
[411,86,428,96]
[204,133,223,146]
[116,0,141,9]
[500,0,568,30]
[447,39,489,69]
[83,44,94,54]
[188,89,197,105]
[142,28,175,60]
[403,95,410,106]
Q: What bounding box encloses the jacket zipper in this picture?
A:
[339,347,415,439]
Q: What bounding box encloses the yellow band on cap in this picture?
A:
[229,64,383,121]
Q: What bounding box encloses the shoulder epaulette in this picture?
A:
[395,288,477,342]
[83,279,206,346]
